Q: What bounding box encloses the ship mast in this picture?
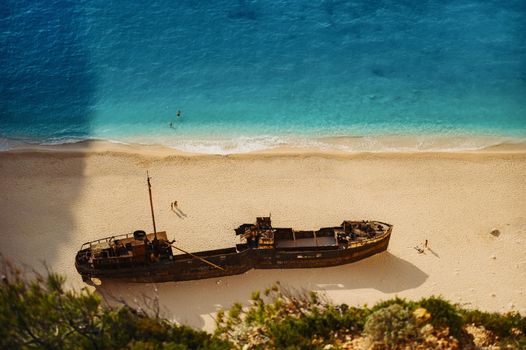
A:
[145,171,225,272]
[147,171,157,241]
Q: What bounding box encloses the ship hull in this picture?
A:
[76,230,391,283]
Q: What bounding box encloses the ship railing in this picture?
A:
[347,226,391,248]
[79,232,134,250]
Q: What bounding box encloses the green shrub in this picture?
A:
[364,303,418,346]
[418,296,463,338]
[461,309,526,338]
[370,297,418,313]
[339,304,372,333]
[0,258,231,350]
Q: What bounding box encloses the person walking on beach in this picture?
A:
[173,200,178,208]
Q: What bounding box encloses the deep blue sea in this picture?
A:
[1,0,525,153]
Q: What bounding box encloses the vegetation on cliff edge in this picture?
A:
[1,259,524,349]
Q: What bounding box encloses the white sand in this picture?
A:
[1,142,525,330]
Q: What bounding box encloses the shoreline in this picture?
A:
[1,133,526,156]
[2,137,526,158]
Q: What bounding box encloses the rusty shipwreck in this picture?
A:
[75,175,393,283]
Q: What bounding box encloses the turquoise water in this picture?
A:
[1,1,525,153]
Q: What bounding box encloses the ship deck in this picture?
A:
[276,236,337,248]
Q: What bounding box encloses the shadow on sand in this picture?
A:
[95,251,427,328]
[171,206,188,219]
[0,1,95,270]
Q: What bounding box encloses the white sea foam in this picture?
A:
[165,135,287,155]
[156,134,525,154]
[0,134,524,154]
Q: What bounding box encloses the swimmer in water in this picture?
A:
[176,110,182,119]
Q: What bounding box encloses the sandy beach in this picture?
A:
[1,141,525,330]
